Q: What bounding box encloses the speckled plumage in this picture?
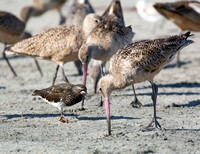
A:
[98,32,194,135]
[32,83,88,122]
[6,14,101,85]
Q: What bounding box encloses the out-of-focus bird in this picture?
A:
[0,11,43,77]
[20,0,67,25]
[65,0,95,75]
[154,1,200,67]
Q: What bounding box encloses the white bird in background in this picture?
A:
[136,0,164,31]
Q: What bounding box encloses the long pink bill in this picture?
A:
[105,97,111,135]
[83,64,88,86]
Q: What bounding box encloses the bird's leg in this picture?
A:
[176,51,181,68]
[59,112,68,123]
[58,9,66,25]
[130,84,142,108]
[101,63,105,76]
[98,63,105,107]
[61,66,69,83]
[2,43,17,77]
[74,60,83,75]
[52,65,60,86]
[33,58,43,77]
[146,81,161,130]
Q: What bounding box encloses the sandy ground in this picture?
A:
[0,0,200,153]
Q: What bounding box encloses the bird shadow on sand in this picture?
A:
[129,82,200,90]
[163,61,191,69]
[165,128,200,132]
[0,56,26,61]
[2,113,78,119]
[172,100,200,107]
[77,116,140,121]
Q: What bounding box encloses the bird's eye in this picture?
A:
[99,88,102,91]
[95,20,98,23]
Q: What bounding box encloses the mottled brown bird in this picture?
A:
[32,83,88,122]
[154,1,200,67]
[20,0,67,25]
[98,32,194,135]
[6,14,102,85]
[79,17,134,109]
[0,11,43,77]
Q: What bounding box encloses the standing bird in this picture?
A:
[154,1,200,67]
[20,0,67,25]
[65,0,95,75]
[32,83,88,122]
[79,18,134,108]
[98,32,194,135]
[0,11,43,77]
[6,14,102,86]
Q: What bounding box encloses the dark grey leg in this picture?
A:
[130,84,142,108]
[58,9,66,25]
[146,81,161,129]
[33,58,43,77]
[74,60,83,75]
[52,65,60,86]
[2,43,17,77]
[61,66,69,83]
[176,51,181,68]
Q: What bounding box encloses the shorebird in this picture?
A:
[136,0,164,31]
[154,1,200,67]
[79,17,134,108]
[6,14,102,85]
[97,32,194,135]
[89,0,125,94]
[0,11,43,77]
[65,0,95,75]
[32,83,88,122]
[20,0,67,25]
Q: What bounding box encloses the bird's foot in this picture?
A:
[98,100,104,107]
[130,99,142,108]
[142,117,162,131]
[59,115,72,123]
[59,17,66,25]
[78,107,87,111]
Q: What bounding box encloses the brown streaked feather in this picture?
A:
[32,83,86,106]
[6,25,84,64]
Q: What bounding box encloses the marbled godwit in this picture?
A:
[89,0,125,94]
[6,14,102,85]
[65,0,95,75]
[97,32,194,135]
[0,11,43,77]
[32,83,88,122]
[79,18,134,108]
[154,1,200,67]
[20,0,67,25]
